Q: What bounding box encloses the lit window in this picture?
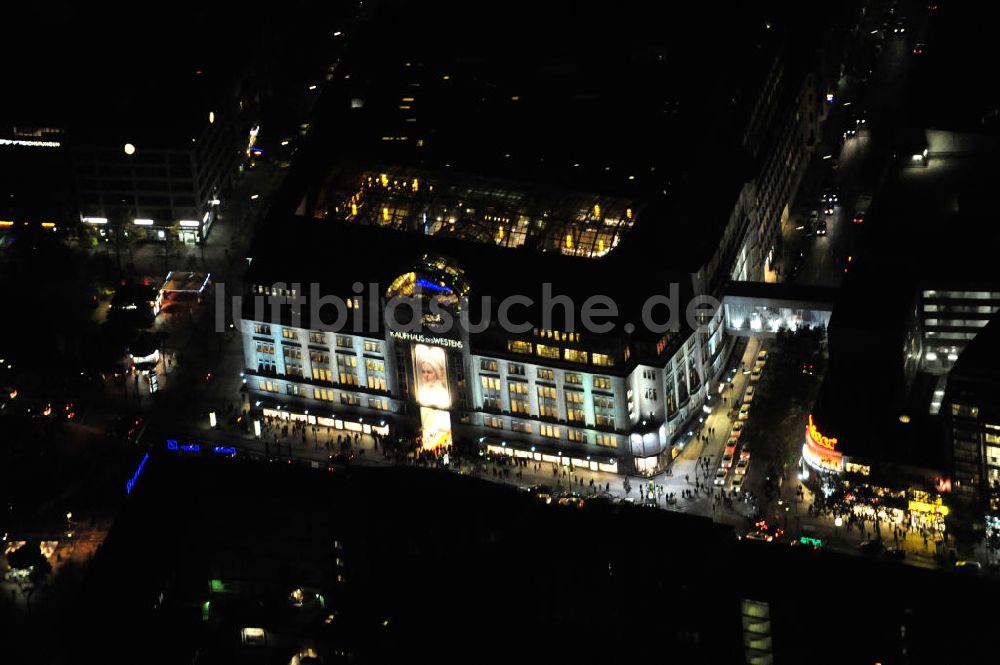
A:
[592,353,613,367]
[596,434,617,448]
[366,357,387,391]
[338,354,359,386]
[508,340,533,354]
[313,388,334,401]
[312,367,333,382]
[593,376,612,391]
[537,344,560,360]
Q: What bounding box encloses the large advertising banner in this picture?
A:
[413,343,450,408]
[420,407,453,451]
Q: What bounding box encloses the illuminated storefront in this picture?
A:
[801,414,844,475]
[261,406,390,437]
[485,443,619,474]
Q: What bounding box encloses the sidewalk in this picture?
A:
[146,335,764,530]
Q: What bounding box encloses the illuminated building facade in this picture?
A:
[801,414,845,476]
[917,286,1000,375]
[240,170,737,476]
[73,95,250,244]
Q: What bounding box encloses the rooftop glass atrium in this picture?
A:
[304,167,638,259]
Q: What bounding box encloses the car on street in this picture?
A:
[743,386,755,403]
[329,452,355,465]
[721,452,734,468]
[731,421,744,438]
[557,493,585,508]
[111,415,145,443]
[735,457,749,475]
[955,560,982,573]
[857,540,884,555]
[739,446,751,461]
[750,366,762,383]
[738,404,751,420]
[731,475,745,492]
[725,438,738,455]
[815,220,827,236]
[912,40,926,55]
[714,468,727,486]
[745,530,773,542]
[807,210,819,227]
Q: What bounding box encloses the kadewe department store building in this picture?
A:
[239,168,749,476]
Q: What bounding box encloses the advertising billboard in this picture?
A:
[413,343,450,408]
[420,407,453,451]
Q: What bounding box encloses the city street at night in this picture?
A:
[4,1,1000,664]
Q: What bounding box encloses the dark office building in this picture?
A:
[943,316,1000,512]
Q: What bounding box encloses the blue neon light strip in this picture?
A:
[126,453,150,495]
[180,443,201,452]
[415,278,452,293]
[213,446,236,455]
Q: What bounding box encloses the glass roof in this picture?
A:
[307,167,638,259]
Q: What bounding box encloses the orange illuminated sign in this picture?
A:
[807,414,838,451]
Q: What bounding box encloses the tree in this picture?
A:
[6,541,52,614]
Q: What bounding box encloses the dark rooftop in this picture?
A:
[903,2,1000,133]
[245,210,696,344]
[950,315,1000,383]
[272,0,855,273]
